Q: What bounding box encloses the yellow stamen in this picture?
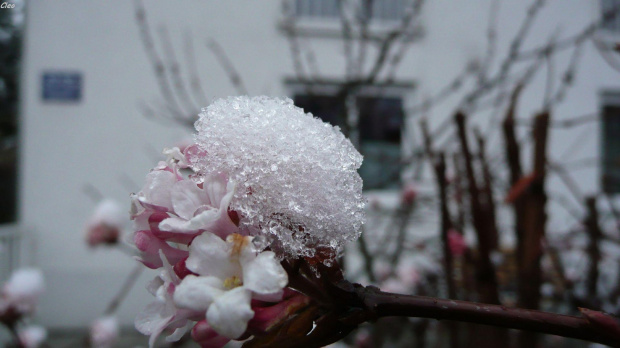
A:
[229,233,250,258]
[223,276,243,289]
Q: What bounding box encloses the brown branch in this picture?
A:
[584,196,602,310]
[357,229,376,283]
[421,119,459,347]
[518,111,550,347]
[454,112,500,305]
[364,290,620,347]
[474,128,499,250]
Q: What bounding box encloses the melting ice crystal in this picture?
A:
[192,96,365,260]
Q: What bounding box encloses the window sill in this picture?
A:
[277,17,423,41]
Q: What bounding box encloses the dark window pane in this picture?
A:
[293,94,346,129]
[294,93,404,190]
[602,105,620,193]
[357,96,403,189]
[358,96,403,143]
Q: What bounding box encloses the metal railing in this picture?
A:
[0,225,20,281]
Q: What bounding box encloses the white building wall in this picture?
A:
[18,0,617,328]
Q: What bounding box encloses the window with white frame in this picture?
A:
[294,0,408,21]
[290,82,411,190]
[601,91,620,193]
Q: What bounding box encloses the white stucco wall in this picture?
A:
[18,0,619,328]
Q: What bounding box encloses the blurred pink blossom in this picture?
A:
[18,325,47,348]
[0,268,44,318]
[401,183,418,206]
[85,199,125,247]
[448,229,467,257]
[90,316,119,348]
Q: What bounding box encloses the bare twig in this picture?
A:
[206,39,248,95]
[104,263,144,315]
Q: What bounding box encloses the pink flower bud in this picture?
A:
[173,257,197,279]
[401,184,418,206]
[90,316,119,348]
[191,320,230,348]
[134,230,189,269]
[85,200,124,247]
[147,212,196,244]
[448,229,467,257]
[355,329,372,348]
[247,291,310,333]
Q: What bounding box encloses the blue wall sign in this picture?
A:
[42,72,82,102]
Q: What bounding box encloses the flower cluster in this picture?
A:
[132,96,365,346]
[132,150,290,346]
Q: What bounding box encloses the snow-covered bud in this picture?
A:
[18,325,47,348]
[90,316,119,348]
[85,199,125,247]
[0,268,45,317]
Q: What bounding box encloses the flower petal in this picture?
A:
[134,231,189,269]
[185,232,240,279]
[135,301,174,348]
[165,321,192,342]
[139,170,178,211]
[171,180,206,221]
[242,251,288,295]
[173,275,224,312]
[203,173,229,207]
[206,287,254,339]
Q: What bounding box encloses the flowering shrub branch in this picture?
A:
[129,96,620,347]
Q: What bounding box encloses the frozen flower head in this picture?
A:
[191,96,365,261]
[0,268,45,316]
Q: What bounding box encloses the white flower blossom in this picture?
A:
[135,252,196,347]
[158,173,238,238]
[173,232,288,339]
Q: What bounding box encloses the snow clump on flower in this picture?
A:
[191,96,365,260]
